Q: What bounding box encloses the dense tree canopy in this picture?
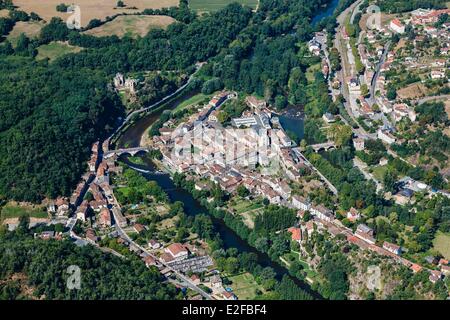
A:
[0,57,123,202]
[0,230,180,300]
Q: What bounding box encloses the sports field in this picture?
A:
[189,0,258,12]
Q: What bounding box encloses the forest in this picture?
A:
[198,0,335,108]
[0,57,123,202]
[0,221,180,300]
[0,2,253,202]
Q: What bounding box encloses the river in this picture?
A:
[118,153,320,298]
[312,0,340,25]
[112,2,345,299]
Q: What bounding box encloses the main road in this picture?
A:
[367,40,391,106]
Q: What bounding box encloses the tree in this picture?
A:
[274,95,288,110]
[225,257,239,274]
[30,12,42,21]
[327,124,353,147]
[201,78,223,94]
[56,3,69,12]
[360,83,369,97]
[386,86,397,101]
[117,1,126,7]
[384,170,397,193]
[237,185,250,198]
[15,33,30,55]
[217,110,230,124]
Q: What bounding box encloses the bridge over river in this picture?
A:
[310,141,336,152]
[103,147,149,159]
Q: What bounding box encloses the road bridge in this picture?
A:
[103,147,149,159]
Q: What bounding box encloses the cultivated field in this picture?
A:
[189,0,258,12]
[7,21,44,46]
[36,41,82,61]
[13,0,178,27]
[397,83,428,100]
[84,15,175,38]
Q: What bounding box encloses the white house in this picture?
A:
[310,205,334,222]
[390,19,405,34]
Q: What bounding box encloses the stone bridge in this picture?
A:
[310,141,336,152]
[103,147,149,159]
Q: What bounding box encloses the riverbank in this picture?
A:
[119,154,322,299]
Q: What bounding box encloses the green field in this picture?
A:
[433,231,450,260]
[230,198,263,214]
[36,42,82,61]
[228,272,264,300]
[173,93,210,113]
[7,21,44,47]
[306,62,321,82]
[1,203,47,221]
[189,0,258,12]
[128,156,145,166]
[371,165,389,182]
[286,251,318,280]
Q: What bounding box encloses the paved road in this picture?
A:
[334,0,379,142]
[350,0,364,24]
[353,158,383,192]
[368,41,391,106]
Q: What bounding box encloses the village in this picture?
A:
[6,0,449,301]
[334,5,450,199]
[143,83,450,287]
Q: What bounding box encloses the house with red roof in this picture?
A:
[133,223,146,234]
[98,208,111,228]
[390,19,405,34]
[165,243,189,261]
[410,263,422,273]
[222,291,237,300]
[144,256,157,267]
[288,227,302,243]
[347,207,360,222]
